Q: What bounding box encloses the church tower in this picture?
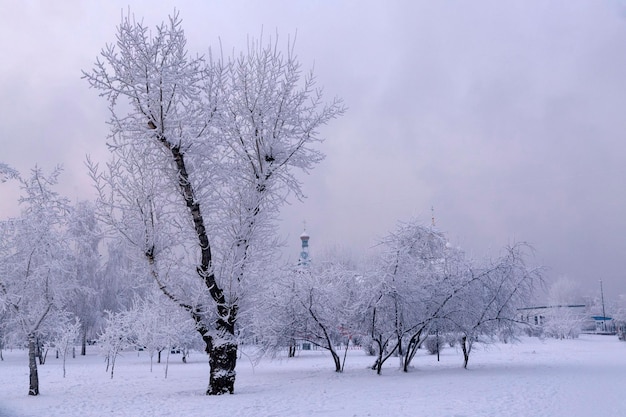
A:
[298,228,310,267]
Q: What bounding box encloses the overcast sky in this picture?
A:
[2,1,626,302]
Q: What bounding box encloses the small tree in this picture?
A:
[362,262,408,375]
[51,316,81,378]
[451,243,542,368]
[293,264,364,372]
[98,311,133,379]
[365,220,466,374]
[0,167,77,395]
[253,249,366,372]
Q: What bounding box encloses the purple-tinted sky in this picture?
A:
[2,1,626,301]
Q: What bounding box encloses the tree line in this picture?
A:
[0,165,542,396]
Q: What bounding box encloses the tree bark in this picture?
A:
[206,330,237,395]
[28,335,40,396]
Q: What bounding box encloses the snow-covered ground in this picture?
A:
[1,334,625,417]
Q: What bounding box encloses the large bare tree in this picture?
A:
[84,12,343,394]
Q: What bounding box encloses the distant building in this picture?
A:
[519,304,586,325]
[298,229,310,268]
[518,304,617,336]
[518,304,587,338]
[589,315,617,335]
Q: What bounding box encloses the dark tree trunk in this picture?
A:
[202,321,237,388]
[149,134,240,395]
[369,334,398,375]
[305,303,342,373]
[403,332,422,372]
[35,338,43,365]
[81,325,87,356]
[341,337,350,372]
[207,341,237,394]
[328,347,341,373]
[371,358,382,375]
[461,336,470,369]
[369,306,398,375]
[373,339,384,375]
[374,355,383,375]
[28,335,40,396]
[288,339,296,358]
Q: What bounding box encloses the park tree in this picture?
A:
[365,220,462,373]
[98,310,133,379]
[450,243,543,368]
[375,223,543,372]
[50,316,81,378]
[0,167,77,395]
[250,246,371,372]
[84,12,343,394]
[362,268,404,374]
[263,257,366,372]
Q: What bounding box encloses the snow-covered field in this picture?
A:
[1,334,625,417]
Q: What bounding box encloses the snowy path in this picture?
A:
[1,335,625,417]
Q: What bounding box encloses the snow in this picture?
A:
[1,335,625,417]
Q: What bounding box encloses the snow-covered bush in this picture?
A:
[445,333,458,348]
[424,335,442,355]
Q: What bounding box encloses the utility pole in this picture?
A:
[600,280,606,332]
[431,206,436,227]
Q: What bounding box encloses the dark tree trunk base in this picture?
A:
[288,340,296,358]
[28,336,40,396]
[81,327,87,356]
[206,340,237,395]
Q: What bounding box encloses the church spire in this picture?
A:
[298,222,310,267]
